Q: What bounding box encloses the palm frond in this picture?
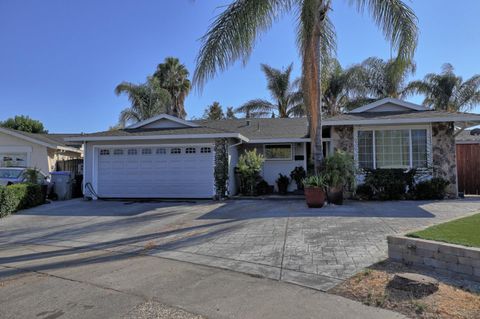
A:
[236,99,275,115]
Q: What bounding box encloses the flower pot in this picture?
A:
[327,186,343,205]
[277,183,289,195]
[304,187,326,208]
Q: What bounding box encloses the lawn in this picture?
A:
[408,213,480,248]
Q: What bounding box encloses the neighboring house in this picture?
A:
[0,127,83,174]
[68,98,480,199]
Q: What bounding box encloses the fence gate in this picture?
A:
[456,144,480,195]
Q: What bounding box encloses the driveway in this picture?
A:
[1,198,480,292]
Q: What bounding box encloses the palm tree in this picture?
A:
[225,107,237,119]
[153,57,191,119]
[236,64,304,118]
[193,0,418,170]
[405,63,480,112]
[115,77,172,127]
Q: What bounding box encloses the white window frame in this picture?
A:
[353,124,432,170]
[263,144,293,161]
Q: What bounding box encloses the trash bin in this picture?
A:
[50,171,73,200]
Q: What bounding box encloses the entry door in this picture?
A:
[96,145,215,198]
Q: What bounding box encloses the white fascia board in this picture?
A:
[56,146,83,153]
[323,116,480,126]
[126,114,200,129]
[66,133,249,142]
[349,98,429,113]
[248,138,310,143]
[0,127,57,149]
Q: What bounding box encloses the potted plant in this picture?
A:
[303,175,327,208]
[290,166,306,192]
[276,174,290,195]
[323,151,355,205]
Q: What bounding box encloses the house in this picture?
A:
[0,127,83,174]
[67,98,480,199]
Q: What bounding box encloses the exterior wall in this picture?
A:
[431,122,458,197]
[141,118,190,129]
[82,138,218,198]
[238,142,307,193]
[365,102,412,112]
[331,125,354,153]
[47,149,82,172]
[0,132,49,173]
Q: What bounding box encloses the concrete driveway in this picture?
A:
[1,198,480,292]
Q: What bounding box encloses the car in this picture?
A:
[0,167,50,186]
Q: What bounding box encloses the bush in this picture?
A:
[0,183,44,218]
[413,178,449,200]
[237,150,265,195]
[355,184,374,200]
[362,168,416,200]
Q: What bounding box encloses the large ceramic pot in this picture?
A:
[327,186,343,205]
[304,187,326,208]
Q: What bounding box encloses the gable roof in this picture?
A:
[0,127,83,153]
[126,114,200,129]
[349,98,429,113]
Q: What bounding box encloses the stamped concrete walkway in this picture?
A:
[1,198,479,292]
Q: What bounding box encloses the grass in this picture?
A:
[408,213,480,248]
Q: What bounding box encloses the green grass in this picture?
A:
[408,213,480,248]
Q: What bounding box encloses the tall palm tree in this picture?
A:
[153,57,191,119]
[115,77,172,127]
[405,63,480,112]
[193,0,417,170]
[236,63,304,118]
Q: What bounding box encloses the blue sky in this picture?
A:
[1,0,479,133]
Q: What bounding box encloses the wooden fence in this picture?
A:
[456,143,480,195]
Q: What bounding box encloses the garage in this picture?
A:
[94,144,215,198]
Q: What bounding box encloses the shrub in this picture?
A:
[362,168,416,200]
[290,166,306,190]
[237,150,265,195]
[355,184,374,200]
[413,178,449,200]
[323,151,355,190]
[0,183,44,218]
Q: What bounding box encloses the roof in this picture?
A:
[456,129,480,143]
[127,114,200,129]
[0,127,82,152]
[349,97,429,113]
[323,110,480,126]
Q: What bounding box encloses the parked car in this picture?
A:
[0,167,50,186]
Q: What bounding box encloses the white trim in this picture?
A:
[263,143,293,161]
[56,146,83,153]
[126,114,200,129]
[66,133,249,142]
[323,115,480,126]
[349,98,429,113]
[249,138,310,143]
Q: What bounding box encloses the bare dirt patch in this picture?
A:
[329,261,480,319]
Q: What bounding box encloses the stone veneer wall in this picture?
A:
[431,122,458,197]
[388,236,480,283]
[331,126,354,153]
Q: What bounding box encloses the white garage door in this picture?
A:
[96,145,215,198]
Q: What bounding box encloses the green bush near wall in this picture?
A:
[0,183,45,218]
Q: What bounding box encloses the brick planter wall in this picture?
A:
[388,236,480,282]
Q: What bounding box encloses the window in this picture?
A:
[357,128,428,169]
[185,147,196,154]
[127,149,137,155]
[156,148,166,155]
[264,144,292,160]
[99,149,110,156]
[113,149,124,155]
[170,148,181,154]
[141,148,152,155]
[200,147,212,153]
[0,153,28,167]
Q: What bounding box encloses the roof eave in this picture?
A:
[65,133,249,143]
[323,116,480,126]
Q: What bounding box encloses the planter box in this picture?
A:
[387,235,480,282]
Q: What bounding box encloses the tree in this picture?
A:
[203,101,225,120]
[225,107,237,119]
[153,57,191,119]
[405,63,480,112]
[236,63,304,118]
[1,115,47,133]
[193,0,418,171]
[346,57,416,106]
[115,77,172,127]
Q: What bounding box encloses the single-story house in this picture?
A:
[0,127,83,174]
[67,98,480,199]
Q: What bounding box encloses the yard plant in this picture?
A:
[0,183,45,218]
[237,150,265,195]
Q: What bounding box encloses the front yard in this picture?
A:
[408,213,480,248]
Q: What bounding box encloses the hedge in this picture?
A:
[0,183,45,218]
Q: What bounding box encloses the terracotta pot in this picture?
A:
[304,187,326,208]
[327,186,344,205]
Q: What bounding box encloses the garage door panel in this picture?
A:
[96,146,214,198]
